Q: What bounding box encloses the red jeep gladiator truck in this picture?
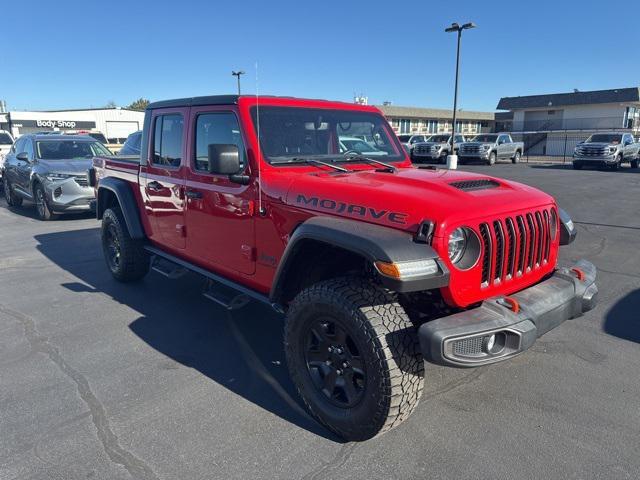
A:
[90,95,598,441]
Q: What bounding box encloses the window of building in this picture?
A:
[153,114,183,167]
[194,112,245,172]
[399,119,411,134]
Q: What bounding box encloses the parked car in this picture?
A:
[3,134,110,220]
[411,133,466,164]
[397,134,429,154]
[118,130,142,156]
[0,129,15,179]
[91,94,596,442]
[573,132,637,170]
[458,133,524,165]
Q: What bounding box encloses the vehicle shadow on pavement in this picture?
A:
[604,289,640,344]
[3,203,95,221]
[34,228,340,441]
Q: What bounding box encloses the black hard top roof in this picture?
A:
[147,95,239,110]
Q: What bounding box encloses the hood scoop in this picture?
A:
[449,179,500,191]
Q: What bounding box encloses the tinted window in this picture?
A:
[0,132,12,145]
[194,113,245,172]
[13,137,26,154]
[153,114,183,167]
[89,133,108,144]
[24,139,34,159]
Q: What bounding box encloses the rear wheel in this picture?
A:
[34,183,56,221]
[101,206,149,282]
[487,151,497,165]
[631,159,639,169]
[284,277,424,441]
[3,177,23,207]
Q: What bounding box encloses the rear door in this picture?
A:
[140,108,188,250]
[183,106,255,275]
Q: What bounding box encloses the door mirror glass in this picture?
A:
[207,144,240,175]
[16,152,29,161]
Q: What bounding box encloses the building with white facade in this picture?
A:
[0,107,145,144]
[377,105,495,136]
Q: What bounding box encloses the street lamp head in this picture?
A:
[232,70,245,76]
[445,22,460,32]
[462,22,477,30]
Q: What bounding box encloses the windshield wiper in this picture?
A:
[271,157,349,172]
[343,154,396,172]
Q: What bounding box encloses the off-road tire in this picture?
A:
[488,151,497,165]
[3,177,23,207]
[512,151,521,164]
[102,206,149,282]
[631,159,639,169]
[284,277,424,441]
[34,182,57,221]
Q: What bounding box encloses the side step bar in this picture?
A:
[144,246,280,312]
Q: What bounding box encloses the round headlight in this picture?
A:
[448,228,467,264]
[448,227,481,270]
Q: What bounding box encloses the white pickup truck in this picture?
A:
[573,132,638,170]
[458,133,524,165]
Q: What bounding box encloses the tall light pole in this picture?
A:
[232,70,245,95]
[445,22,476,169]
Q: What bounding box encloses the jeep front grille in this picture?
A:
[479,208,556,287]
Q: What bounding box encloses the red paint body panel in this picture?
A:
[94,95,561,307]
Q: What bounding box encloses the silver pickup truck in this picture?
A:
[573,132,638,170]
[458,133,524,165]
[411,133,465,164]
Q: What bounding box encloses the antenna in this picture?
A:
[255,61,264,215]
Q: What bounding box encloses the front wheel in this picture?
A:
[34,183,56,221]
[512,151,521,164]
[487,151,496,165]
[101,206,150,282]
[631,159,639,169]
[284,277,424,441]
[610,154,622,171]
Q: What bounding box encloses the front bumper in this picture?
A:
[418,260,597,367]
[459,151,491,160]
[44,177,95,213]
[573,155,617,164]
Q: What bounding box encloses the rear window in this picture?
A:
[153,114,184,167]
[0,132,12,145]
[36,140,111,160]
[89,133,108,144]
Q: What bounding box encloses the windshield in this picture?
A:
[0,133,13,145]
[251,107,403,163]
[427,135,450,143]
[586,134,622,144]
[36,140,111,160]
[471,134,498,143]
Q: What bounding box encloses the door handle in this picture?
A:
[185,189,203,199]
[147,181,163,191]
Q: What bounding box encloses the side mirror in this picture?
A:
[16,152,29,161]
[208,144,240,175]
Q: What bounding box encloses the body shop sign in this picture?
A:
[16,119,97,129]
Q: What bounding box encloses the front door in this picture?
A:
[183,107,255,275]
[141,108,187,250]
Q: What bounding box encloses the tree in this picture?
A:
[128,98,150,111]
[105,100,117,108]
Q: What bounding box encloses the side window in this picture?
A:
[152,114,184,167]
[24,139,34,159]
[194,112,245,172]
[13,137,25,154]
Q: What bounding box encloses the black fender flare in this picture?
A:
[96,177,145,239]
[269,216,449,303]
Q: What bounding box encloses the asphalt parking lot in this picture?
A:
[1,163,639,480]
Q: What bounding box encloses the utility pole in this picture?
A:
[445,22,476,169]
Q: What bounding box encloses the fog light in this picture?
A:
[482,332,506,355]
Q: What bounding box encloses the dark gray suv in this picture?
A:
[2,134,111,220]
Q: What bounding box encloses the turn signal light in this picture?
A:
[374,259,439,279]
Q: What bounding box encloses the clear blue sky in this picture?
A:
[3,0,639,112]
